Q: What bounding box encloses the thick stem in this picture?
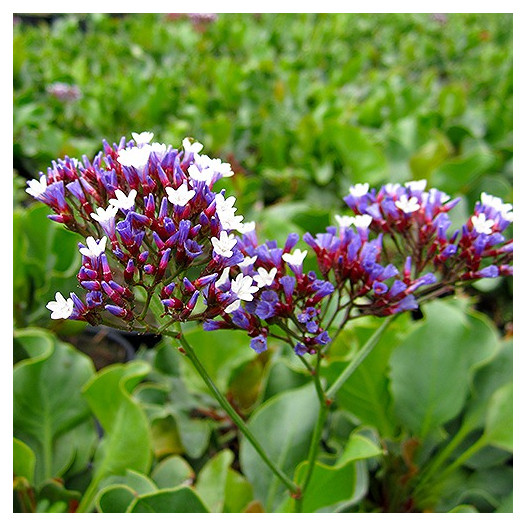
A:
[176,329,300,497]
[326,317,394,400]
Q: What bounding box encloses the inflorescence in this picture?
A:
[27,134,513,356]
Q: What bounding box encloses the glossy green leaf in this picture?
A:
[79,361,152,512]
[195,450,234,512]
[239,383,319,511]
[13,438,35,484]
[151,455,195,489]
[96,485,137,513]
[322,317,411,437]
[13,329,95,485]
[127,487,210,513]
[389,299,499,438]
[483,383,512,452]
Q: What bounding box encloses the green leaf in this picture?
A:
[195,450,234,512]
[321,317,411,437]
[449,504,479,513]
[102,470,158,495]
[181,327,255,393]
[328,123,387,184]
[409,132,452,180]
[224,468,255,513]
[127,487,210,513]
[431,148,496,195]
[79,361,152,512]
[483,383,512,452]
[389,299,499,438]
[239,383,319,511]
[96,485,137,513]
[151,455,195,489]
[13,329,95,485]
[285,433,381,512]
[13,438,36,484]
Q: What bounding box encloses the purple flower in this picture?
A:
[250,334,267,354]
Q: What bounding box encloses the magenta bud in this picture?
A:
[162,282,176,298]
[124,259,136,281]
[159,249,172,272]
[101,281,126,306]
[183,277,196,293]
[159,197,168,220]
[100,254,113,282]
[162,298,184,310]
[78,267,98,280]
[194,273,218,288]
[144,264,155,275]
[187,290,200,310]
[105,304,130,318]
[145,193,155,217]
[138,251,149,264]
[81,280,101,291]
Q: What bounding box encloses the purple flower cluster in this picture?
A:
[203,230,335,356]
[28,133,263,328]
[332,181,513,307]
[30,136,512,359]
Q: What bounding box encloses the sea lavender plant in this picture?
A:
[25,134,513,511]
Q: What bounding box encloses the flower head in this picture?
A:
[395,195,420,214]
[79,236,107,258]
[253,267,277,288]
[230,274,260,301]
[282,249,308,267]
[109,189,138,211]
[46,292,74,319]
[26,174,48,198]
[211,231,237,258]
[132,131,154,146]
[471,213,495,235]
[166,184,196,207]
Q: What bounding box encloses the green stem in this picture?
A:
[176,329,299,497]
[413,420,473,493]
[295,348,328,512]
[326,317,394,400]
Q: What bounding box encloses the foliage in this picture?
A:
[13,13,512,513]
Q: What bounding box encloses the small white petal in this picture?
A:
[282,249,308,267]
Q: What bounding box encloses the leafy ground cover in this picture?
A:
[13,13,512,513]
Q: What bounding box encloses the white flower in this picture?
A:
[238,255,257,269]
[405,179,427,192]
[335,214,355,228]
[225,299,241,314]
[117,146,152,169]
[230,274,259,301]
[215,267,231,288]
[150,142,168,155]
[236,221,256,234]
[46,292,74,320]
[166,184,196,207]
[188,164,215,185]
[132,131,154,145]
[480,192,513,221]
[26,174,48,198]
[282,249,308,267]
[90,205,118,225]
[79,236,107,258]
[383,183,401,195]
[211,231,237,258]
[472,213,495,235]
[215,193,237,216]
[348,183,370,197]
[253,267,277,288]
[395,195,421,214]
[109,189,138,210]
[219,211,245,231]
[353,214,373,229]
[183,137,204,154]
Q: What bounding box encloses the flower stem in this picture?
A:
[326,316,394,400]
[175,328,300,497]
